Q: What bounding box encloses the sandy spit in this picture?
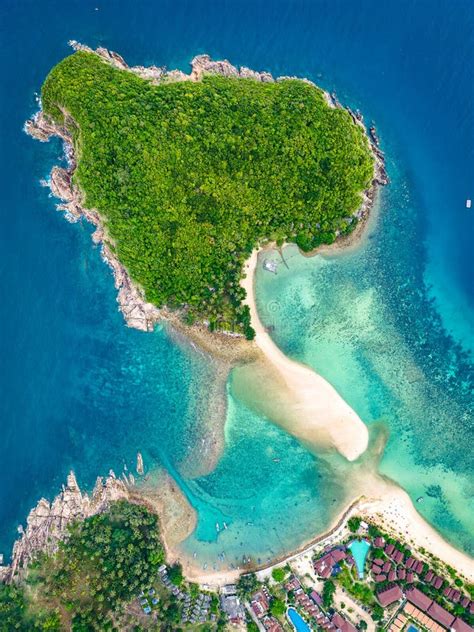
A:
[240,249,369,461]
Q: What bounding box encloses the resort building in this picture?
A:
[331,612,358,632]
[376,584,403,607]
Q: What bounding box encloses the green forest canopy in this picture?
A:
[42,51,374,337]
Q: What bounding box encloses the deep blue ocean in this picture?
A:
[0,0,473,564]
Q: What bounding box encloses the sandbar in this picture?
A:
[240,249,369,461]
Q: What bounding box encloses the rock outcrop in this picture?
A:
[1,471,130,582]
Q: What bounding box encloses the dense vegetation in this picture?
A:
[2,502,164,631]
[42,51,374,336]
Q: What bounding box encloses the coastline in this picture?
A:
[181,475,474,587]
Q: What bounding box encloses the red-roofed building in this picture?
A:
[461,596,470,608]
[314,555,333,579]
[405,557,416,569]
[397,568,406,580]
[425,570,434,582]
[433,577,443,590]
[388,570,397,582]
[452,618,474,632]
[415,561,424,574]
[385,544,395,556]
[383,562,392,573]
[406,587,433,612]
[406,572,415,583]
[332,613,357,632]
[451,590,461,603]
[331,549,347,563]
[374,536,385,547]
[374,574,387,583]
[310,590,322,606]
[427,602,455,628]
[377,584,403,607]
[373,558,384,566]
[470,602,474,615]
[262,616,284,632]
[443,587,452,598]
[393,550,404,564]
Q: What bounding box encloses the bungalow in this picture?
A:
[461,596,470,608]
[374,536,385,548]
[415,561,424,574]
[385,544,395,556]
[443,587,452,598]
[373,558,384,566]
[374,574,387,583]
[397,569,406,580]
[393,550,404,564]
[451,590,461,603]
[372,563,382,574]
[406,572,415,583]
[426,602,455,629]
[406,587,433,612]
[405,557,416,569]
[383,561,392,573]
[310,590,323,606]
[388,570,397,582]
[425,570,435,583]
[263,616,284,632]
[377,584,403,607]
[432,577,443,590]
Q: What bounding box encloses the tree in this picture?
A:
[322,580,336,609]
[271,567,287,583]
[270,598,286,617]
[168,563,184,586]
[358,620,368,630]
[348,517,362,533]
[237,573,259,597]
[371,604,384,621]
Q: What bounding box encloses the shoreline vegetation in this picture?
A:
[26,40,387,342]
[1,470,472,628]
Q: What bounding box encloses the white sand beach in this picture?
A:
[240,249,369,462]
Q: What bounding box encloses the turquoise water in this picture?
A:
[348,540,371,579]
[288,607,312,632]
[0,0,473,567]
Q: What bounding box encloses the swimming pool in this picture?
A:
[287,607,312,632]
[348,539,371,578]
[407,626,419,632]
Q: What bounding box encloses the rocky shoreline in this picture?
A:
[25,41,387,338]
[0,471,130,583]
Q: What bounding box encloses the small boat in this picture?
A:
[466,199,472,209]
[215,523,220,532]
[272,458,280,463]
[416,496,424,503]
[223,522,228,529]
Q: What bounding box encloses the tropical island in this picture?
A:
[27,42,385,339]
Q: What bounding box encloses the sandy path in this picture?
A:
[240,249,369,461]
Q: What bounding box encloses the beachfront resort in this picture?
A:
[230,516,474,632]
[127,514,474,631]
